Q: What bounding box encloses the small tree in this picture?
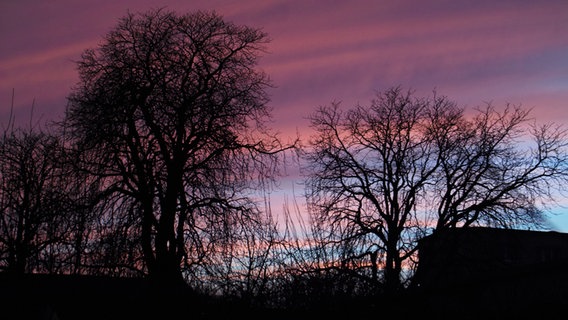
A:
[63,8,293,287]
[302,86,568,294]
[0,125,92,274]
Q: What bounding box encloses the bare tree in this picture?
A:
[63,8,294,288]
[428,103,568,231]
[302,86,568,294]
[0,125,94,274]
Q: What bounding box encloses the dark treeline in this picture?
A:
[2,8,568,318]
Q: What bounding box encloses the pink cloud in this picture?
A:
[0,0,567,232]
[1,0,567,150]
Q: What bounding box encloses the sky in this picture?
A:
[1,0,568,231]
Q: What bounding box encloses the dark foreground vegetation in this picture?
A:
[4,228,568,320]
[1,270,567,320]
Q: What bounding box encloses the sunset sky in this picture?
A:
[1,0,568,230]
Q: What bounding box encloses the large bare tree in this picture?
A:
[302,86,568,294]
[63,8,293,287]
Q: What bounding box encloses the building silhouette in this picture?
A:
[413,227,568,317]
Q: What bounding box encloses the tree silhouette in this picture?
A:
[428,102,568,231]
[302,86,568,294]
[63,8,294,287]
[0,125,94,274]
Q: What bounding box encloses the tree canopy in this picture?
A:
[63,8,292,285]
[302,86,568,293]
